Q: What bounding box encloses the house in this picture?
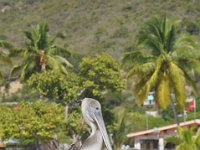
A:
[127,119,200,150]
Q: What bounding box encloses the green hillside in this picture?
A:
[1,0,200,58]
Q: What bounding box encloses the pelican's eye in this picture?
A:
[96,107,99,110]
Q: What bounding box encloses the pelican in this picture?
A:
[67,97,112,150]
[80,98,112,150]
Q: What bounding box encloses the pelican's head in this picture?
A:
[81,98,112,150]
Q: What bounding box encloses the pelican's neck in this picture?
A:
[81,122,103,150]
[89,121,97,137]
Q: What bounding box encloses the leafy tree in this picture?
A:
[28,70,82,103]
[79,53,125,99]
[0,101,65,146]
[122,16,200,123]
[10,21,72,80]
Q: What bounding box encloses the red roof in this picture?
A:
[127,119,200,138]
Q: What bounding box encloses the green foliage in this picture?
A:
[66,107,88,142]
[28,70,82,103]
[160,105,174,122]
[166,127,200,150]
[79,53,125,98]
[126,112,167,133]
[0,101,65,145]
[108,111,127,150]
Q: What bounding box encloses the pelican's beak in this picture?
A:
[93,111,112,150]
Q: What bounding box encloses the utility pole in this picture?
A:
[146,111,149,130]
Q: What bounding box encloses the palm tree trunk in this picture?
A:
[170,95,179,125]
[114,144,121,150]
[40,50,46,71]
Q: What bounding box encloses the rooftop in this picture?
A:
[127,119,200,138]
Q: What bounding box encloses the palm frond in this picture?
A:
[0,40,15,50]
[23,31,34,45]
[155,72,170,109]
[54,55,72,67]
[181,68,198,96]
[48,46,71,58]
[138,31,163,55]
[61,65,68,75]
[133,77,151,106]
[133,68,160,105]
[132,56,164,105]
[122,50,153,68]
[195,128,200,145]
[127,61,155,79]
[10,65,22,77]
[169,61,186,110]
[166,25,176,52]
[20,64,29,81]
[37,21,48,49]
[46,55,62,71]
[174,34,198,58]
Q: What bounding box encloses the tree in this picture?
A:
[10,21,72,80]
[108,111,127,150]
[166,127,200,150]
[0,101,65,147]
[176,127,200,150]
[27,70,82,103]
[66,107,88,144]
[122,16,200,124]
[79,53,125,99]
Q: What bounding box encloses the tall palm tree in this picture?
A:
[122,16,200,124]
[11,21,72,80]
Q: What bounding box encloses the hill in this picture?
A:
[1,0,200,58]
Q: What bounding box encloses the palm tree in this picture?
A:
[168,127,200,150]
[122,16,200,124]
[111,112,127,150]
[11,21,72,80]
[109,106,129,150]
[176,127,200,150]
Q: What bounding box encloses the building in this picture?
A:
[143,92,155,106]
[127,119,200,150]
